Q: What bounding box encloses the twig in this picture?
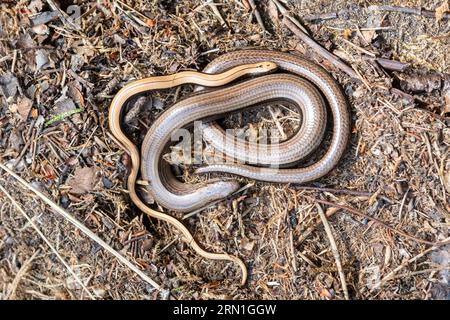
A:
[391,266,450,280]
[340,37,376,57]
[316,203,349,300]
[398,188,409,220]
[45,0,81,30]
[294,185,393,203]
[12,128,36,169]
[373,238,450,290]
[270,0,309,34]
[303,12,338,22]
[0,183,95,300]
[368,5,450,20]
[0,163,166,295]
[206,0,228,27]
[375,58,410,72]
[247,0,266,31]
[297,207,340,245]
[5,250,40,299]
[309,197,449,246]
[271,2,360,80]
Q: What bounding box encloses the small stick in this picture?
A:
[247,0,266,31]
[297,207,340,245]
[12,128,36,169]
[310,197,449,246]
[391,266,450,280]
[303,12,338,22]
[368,5,450,20]
[375,58,410,72]
[45,0,81,30]
[0,183,95,300]
[0,163,165,294]
[207,0,228,27]
[398,188,409,220]
[316,203,349,300]
[294,185,393,203]
[280,16,360,80]
[5,250,40,299]
[340,37,376,57]
[326,26,394,32]
[373,237,450,290]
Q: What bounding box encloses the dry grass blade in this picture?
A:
[5,250,40,299]
[0,163,164,294]
[316,203,349,300]
[312,198,448,246]
[373,237,450,290]
[0,183,96,300]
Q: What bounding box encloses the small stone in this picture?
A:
[102,176,113,189]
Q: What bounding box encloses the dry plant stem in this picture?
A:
[45,0,81,30]
[294,185,393,203]
[0,183,95,300]
[316,204,349,300]
[207,0,227,27]
[311,198,448,246]
[5,249,40,299]
[282,17,360,80]
[303,12,338,22]
[297,207,340,245]
[374,237,450,290]
[0,163,164,293]
[247,0,266,31]
[368,5,450,20]
[296,186,372,196]
[375,57,410,72]
[269,0,358,79]
[270,0,310,34]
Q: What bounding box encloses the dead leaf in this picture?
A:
[436,1,449,21]
[30,108,39,119]
[29,0,43,13]
[31,24,49,36]
[319,288,334,299]
[361,29,376,43]
[14,96,33,121]
[240,237,255,252]
[67,166,98,195]
[0,72,20,99]
[36,49,51,70]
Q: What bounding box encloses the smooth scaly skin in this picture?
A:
[141,74,327,211]
[109,50,350,286]
[141,50,349,210]
[197,50,350,181]
[109,62,278,286]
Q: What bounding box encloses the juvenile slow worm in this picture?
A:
[109,61,277,286]
[109,50,350,285]
[141,50,349,211]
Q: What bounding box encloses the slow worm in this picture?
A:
[109,61,277,286]
[109,49,350,285]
